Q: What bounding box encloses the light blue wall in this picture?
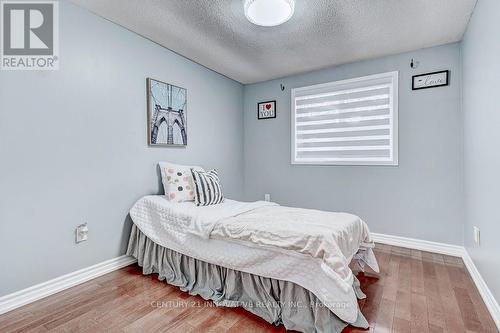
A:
[243,44,463,245]
[0,0,487,301]
[0,1,244,296]
[461,0,500,303]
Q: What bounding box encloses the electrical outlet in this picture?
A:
[473,226,480,245]
[76,223,88,243]
[264,194,271,202]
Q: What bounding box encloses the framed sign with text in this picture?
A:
[257,100,276,119]
[412,70,449,90]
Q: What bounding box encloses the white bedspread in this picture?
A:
[129,196,379,323]
[210,205,377,284]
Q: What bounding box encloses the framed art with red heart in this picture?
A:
[257,100,276,120]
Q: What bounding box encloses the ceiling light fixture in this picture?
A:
[244,0,295,27]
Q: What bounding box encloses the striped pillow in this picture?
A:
[190,169,224,206]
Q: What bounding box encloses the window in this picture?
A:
[291,71,398,165]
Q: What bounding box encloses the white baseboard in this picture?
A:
[462,251,500,330]
[371,232,466,257]
[0,255,137,315]
[372,232,500,330]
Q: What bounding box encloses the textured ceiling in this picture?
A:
[71,0,477,84]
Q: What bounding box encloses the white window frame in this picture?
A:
[291,71,399,166]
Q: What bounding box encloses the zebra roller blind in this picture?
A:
[291,71,398,165]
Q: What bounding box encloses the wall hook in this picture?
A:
[280,84,285,91]
[410,58,420,69]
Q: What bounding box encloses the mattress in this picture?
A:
[129,195,378,323]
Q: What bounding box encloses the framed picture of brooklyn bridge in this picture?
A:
[147,78,187,146]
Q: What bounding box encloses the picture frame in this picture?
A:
[412,70,449,90]
[147,77,187,146]
[257,100,277,120]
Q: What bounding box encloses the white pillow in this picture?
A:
[158,162,204,202]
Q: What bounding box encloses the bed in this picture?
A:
[126,195,379,333]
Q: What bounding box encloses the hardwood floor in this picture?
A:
[0,244,497,333]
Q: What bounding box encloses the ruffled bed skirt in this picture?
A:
[126,224,369,333]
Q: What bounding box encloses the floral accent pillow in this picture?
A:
[158,162,204,202]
